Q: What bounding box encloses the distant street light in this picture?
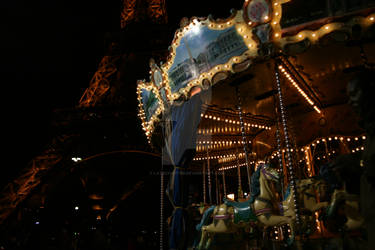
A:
[72,157,82,162]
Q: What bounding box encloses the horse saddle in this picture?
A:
[223,198,257,223]
[224,198,249,209]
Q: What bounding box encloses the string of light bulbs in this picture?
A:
[277,64,321,114]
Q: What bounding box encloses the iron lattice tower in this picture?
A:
[0,0,167,225]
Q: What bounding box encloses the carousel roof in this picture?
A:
[136,0,375,170]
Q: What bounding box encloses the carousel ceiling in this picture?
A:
[196,41,374,168]
[136,0,375,169]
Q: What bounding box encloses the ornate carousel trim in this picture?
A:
[136,80,163,142]
[137,0,375,140]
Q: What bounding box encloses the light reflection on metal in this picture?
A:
[222,171,227,197]
[275,63,301,227]
[236,147,243,199]
[206,147,212,204]
[255,140,272,148]
[147,0,168,24]
[120,0,137,29]
[274,96,285,199]
[0,134,68,224]
[120,0,167,29]
[235,86,251,195]
[78,55,120,108]
[203,161,206,204]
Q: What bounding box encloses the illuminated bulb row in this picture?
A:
[270,0,283,39]
[352,147,365,153]
[218,153,246,163]
[315,212,321,232]
[272,226,280,240]
[291,13,375,42]
[197,145,235,152]
[311,135,366,146]
[196,144,223,151]
[253,161,266,171]
[208,21,233,29]
[218,162,250,171]
[137,83,164,141]
[316,154,333,160]
[278,65,321,114]
[198,126,248,134]
[271,12,375,46]
[194,153,247,161]
[313,150,336,161]
[270,135,365,159]
[270,148,295,159]
[237,24,257,50]
[305,150,313,177]
[219,156,237,163]
[200,113,271,130]
[196,143,250,152]
[197,140,251,145]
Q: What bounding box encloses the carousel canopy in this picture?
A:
[137,0,375,168]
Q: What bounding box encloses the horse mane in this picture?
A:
[196,205,215,232]
[283,184,291,201]
[249,164,263,203]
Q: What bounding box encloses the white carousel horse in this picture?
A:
[253,165,293,227]
[196,164,293,249]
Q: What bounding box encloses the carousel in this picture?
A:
[136,0,375,249]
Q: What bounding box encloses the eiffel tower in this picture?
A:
[0,0,170,244]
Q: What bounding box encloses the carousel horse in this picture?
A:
[319,154,365,233]
[253,173,328,243]
[195,163,293,249]
[282,177,329,217]
[281,177,329,237]
[326,187,364,231]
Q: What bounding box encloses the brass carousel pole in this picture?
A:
[235,86,252,195]
[274,101,285,199]
[215,170,219,204]
[222,170,227,198]
[206,147,212,204]
[274,62,301,229]
[203,161,206,204]
[236,147,243,199]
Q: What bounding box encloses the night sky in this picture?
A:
[1,0,243,184]
[2,0,120,183]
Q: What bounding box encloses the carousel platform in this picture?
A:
[192,231,367,250]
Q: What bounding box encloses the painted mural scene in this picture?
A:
[141,88,159,122]
[168,25,248,94]
[2,0,375,250]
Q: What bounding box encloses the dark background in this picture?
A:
[2,1,120,174]
[1,0,243,186]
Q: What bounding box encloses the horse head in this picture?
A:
[298,177,328,201]
[259,163,280,183]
